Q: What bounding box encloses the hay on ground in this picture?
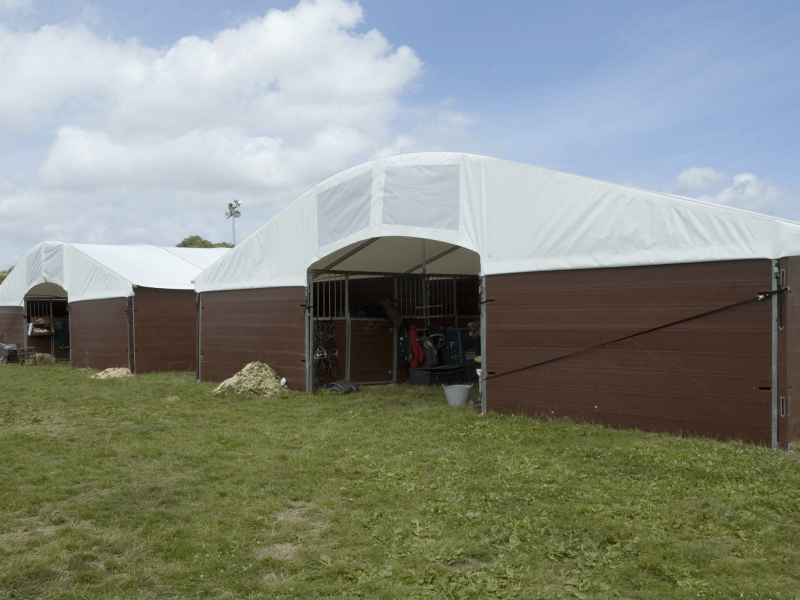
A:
[213,362,285,397]
[91,367,132,379]
[22,353,56,365]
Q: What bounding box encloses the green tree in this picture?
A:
[0,266,13,285]
[176,236,232,248]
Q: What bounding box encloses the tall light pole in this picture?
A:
[225,200,241,246]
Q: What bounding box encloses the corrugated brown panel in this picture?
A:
[486,259,773,445]
[0,307,23,345]
[199,287,306,389]
[70,298,130,369]
[780,256,800,449]
[132,287,197,374]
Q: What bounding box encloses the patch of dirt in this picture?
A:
[91,368,132,379]
[275,501,314,524]
[212,362,285,397]
[274,501,325,536]
[255,501,325,562]
[18,421,63,437]
[256,543,299,561]
[166,396,180,402]
[0,514,97,553]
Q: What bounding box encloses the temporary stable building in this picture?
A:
[194,152,800,449]
[0,242,228,373]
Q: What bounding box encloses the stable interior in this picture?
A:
[24,282,70,361]
[308,237,482,389]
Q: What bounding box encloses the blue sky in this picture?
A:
[1,0,798,265]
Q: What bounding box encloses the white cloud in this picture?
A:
[0,0,469,264]
[0,0,31,11]
[674,167,729,194]
[666,167,790,215]
[696,173,785,213]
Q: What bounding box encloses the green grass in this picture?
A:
[1,363,799,599]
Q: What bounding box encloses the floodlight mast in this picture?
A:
[225,199,242,246]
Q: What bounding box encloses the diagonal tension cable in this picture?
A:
[484,288,788,382]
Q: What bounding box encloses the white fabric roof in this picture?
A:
[195,152,800,293]
[0,242,229,306]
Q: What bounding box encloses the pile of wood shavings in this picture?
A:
[91,367,132,379]
[212,362,285,397]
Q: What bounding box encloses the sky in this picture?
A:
[1,0,798,266]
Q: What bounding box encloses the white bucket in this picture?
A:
[443,384,472,406]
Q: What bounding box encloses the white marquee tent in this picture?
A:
[195,152,800,292]
[1,242,229,306]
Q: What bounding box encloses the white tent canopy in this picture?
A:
[195,152,800,293]
[0,242,229,306]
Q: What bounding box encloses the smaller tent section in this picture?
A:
[0,242,228,373]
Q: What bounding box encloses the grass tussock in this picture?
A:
[0,362,799,599]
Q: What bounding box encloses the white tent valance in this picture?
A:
[194,152,800,293]
[0,242,228,306]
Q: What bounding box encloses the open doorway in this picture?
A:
[24,284,70,362]
[306,237,482,390]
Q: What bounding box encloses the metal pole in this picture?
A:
[196,293,202,383]
[480,276,487,414]
[345,274,351,381]
[772,260,779,449]
[49,299,54,357]
[453,277,458,327]
[23,299,27,350]
[306,271,314,392]
[393,276,399,383]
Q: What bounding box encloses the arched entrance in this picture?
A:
[24,282,70,361]
[305,236,483,395]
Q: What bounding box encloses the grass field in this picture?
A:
[1,363,799,599]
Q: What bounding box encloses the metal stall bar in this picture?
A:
[453,277,459,327]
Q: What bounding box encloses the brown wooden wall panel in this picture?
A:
[199,287,306,389]
[486,259,773,445]
[349,319,394,382]
[780,256,800,449]
[132,287,197,374]
[69,298,130,370]
[28,335,52,355]
[0,307,23,345]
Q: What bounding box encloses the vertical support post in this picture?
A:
[49,299,54,356]
[393,276,399,383]
[345,273,351,381]
[480,276,487,414]
[453,277,459,328]
[23,299,28,350]
[306,272,314,393]
[196,293,202,383]
[772,260,779,449]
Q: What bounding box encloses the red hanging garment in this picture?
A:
[409,325,424,368]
